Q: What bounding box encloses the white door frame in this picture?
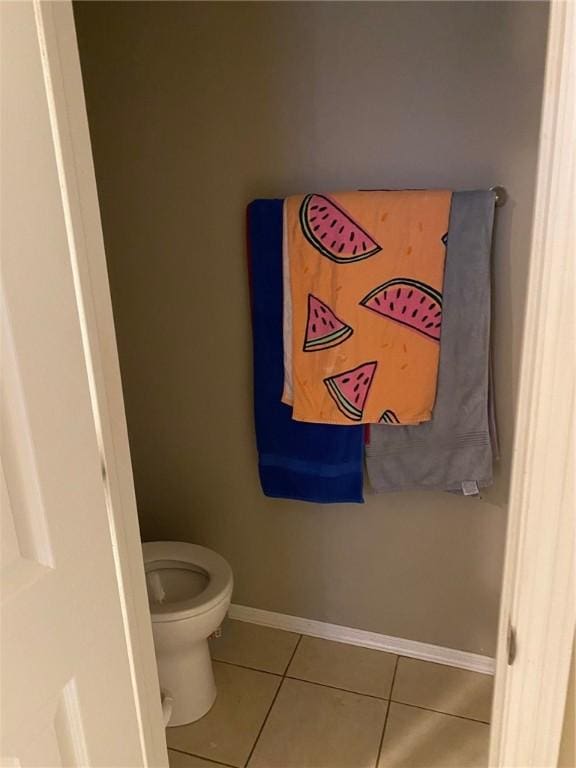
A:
[489,1,575,766]
[33,2,167,765]
[37,1,573,766]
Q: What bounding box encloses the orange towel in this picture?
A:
[283,190,452,424]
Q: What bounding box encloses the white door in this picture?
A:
[0,2,166,766]
[489,1,575,766]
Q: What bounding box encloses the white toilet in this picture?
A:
[143,541,233,726]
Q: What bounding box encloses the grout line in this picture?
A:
[375,655,400,767]
[212,658,285,678]
[243,635,304,767]
[283,633,304,676]
[167,746,237,768]
[377,700,393,765]
[389,699,491,726]
[242,678,284,768]
[389,654,401,703]
[375,656,400,768]
[285,674,391,702]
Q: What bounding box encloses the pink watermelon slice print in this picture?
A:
[324,361,377,421]
[300,194,381,264]
[360,278,443,341]
[304,294,353,352]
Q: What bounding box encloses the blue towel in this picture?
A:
[248,199,364,503]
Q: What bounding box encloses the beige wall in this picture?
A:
[74,1,548,656]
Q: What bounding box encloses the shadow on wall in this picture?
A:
[74,0,549,656]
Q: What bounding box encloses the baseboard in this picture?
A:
[228,603,495,676]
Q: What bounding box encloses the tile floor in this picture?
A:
[167,619,492,768]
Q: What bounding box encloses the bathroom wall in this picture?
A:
[74,1,548,656]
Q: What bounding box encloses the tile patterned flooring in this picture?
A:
[167,619,492,768]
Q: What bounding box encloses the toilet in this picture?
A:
[143,541,233,726]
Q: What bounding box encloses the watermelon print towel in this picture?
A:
[366,190,498,493]
[247,199,364,504]
[283,190,453,425]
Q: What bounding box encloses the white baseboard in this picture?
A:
[228,603,495,676]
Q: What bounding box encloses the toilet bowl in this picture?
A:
[143,541,233,726]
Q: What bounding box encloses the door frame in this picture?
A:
[38,1,574,766]
[33,2,167,765]
[489,1,575,766]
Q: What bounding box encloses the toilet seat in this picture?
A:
[143,541,233,623]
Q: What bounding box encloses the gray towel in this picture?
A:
[365,190,497,495]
